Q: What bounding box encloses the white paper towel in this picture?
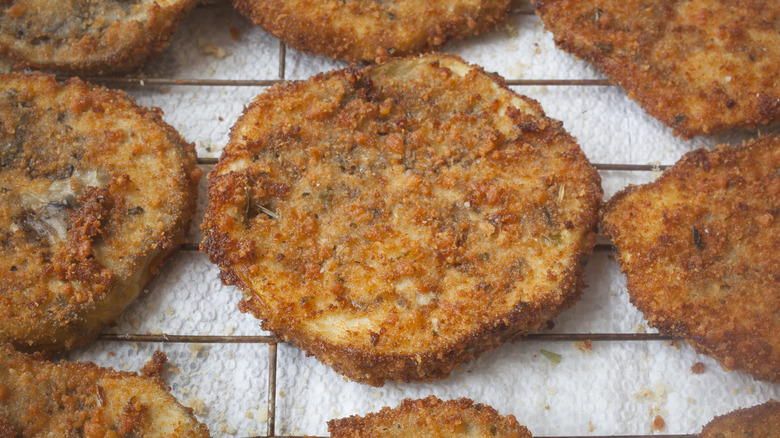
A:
[43,1,780,436]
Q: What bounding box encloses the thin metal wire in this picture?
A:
[181,243,616,253]
[98,333,673,344]
[279,43,286,80]
[199,0,537,16]
[64,77,613,87]
[243,436,696,438]
[196,158,669,171]
[268,342,278,437]
[99,334,277,343]
[245,436,695,438]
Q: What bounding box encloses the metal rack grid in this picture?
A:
[49,3,771,438]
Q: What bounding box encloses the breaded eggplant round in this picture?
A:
[202,54,602,386]
[602,134,780,382]
[0,0,195,74]
[329,396,531,438]
[0,344,210,437]
[232,0,511,62]
[699,399,780,438]
[534,0,780,138]
[0,72,201,352]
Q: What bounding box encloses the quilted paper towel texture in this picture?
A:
[14,1,778,436]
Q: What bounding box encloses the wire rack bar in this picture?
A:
[179,243,616,253]
[195,158,669,171]
[199,1,537,16]
[278,43,286,80]
[65,77,613,87]
[268,342,278,437]
[99,334,277,343]
[245,435,695,438]
[98,333,673,344]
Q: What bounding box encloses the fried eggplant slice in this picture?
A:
[534,0,780,138]
[232,0,511,62]
[202,54,602,386]
[0,72,201,352]
[329,396,531,438]
[0,0,195,74]
[602,134,780,382]
[0,344,210,437]
[699,399,780,438]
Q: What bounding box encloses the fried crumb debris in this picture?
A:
[229,26,241,42]
[198,38,228,59]
[140,350,167,379]
[575,340,592,353]
[652,415,665,432]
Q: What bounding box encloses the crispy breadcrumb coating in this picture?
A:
[699,399,780,438]
[232,0,511,62]
[602,134,780,382]
[0,344,210,437]
[0,72,201,352]
[534,0,780,138]
[0,0,195,74]
[329,396,531,438]
[202,54,602,386]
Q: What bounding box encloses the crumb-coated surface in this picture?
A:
[0,0,194,74]
[232,0,511,62]
[328,396,531,437]
[699,399,780,438]
[202,54,602,386]
[0,344,210,437]
[602,134,780,382]
[534,0,780,138]
[0,72,201,352]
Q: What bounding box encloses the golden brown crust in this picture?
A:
[232,0,511,62]
[202,54,602,385]
[0,72,201,352]
[0,344,210,437]
[699,399,780,438]
[0,0,195,74]
[534,0,780,138]
[602,134,780,382]
[329,396,531,437]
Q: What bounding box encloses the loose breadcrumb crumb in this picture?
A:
[652,415,665,432]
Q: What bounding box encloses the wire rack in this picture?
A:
[48,2,776,437]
